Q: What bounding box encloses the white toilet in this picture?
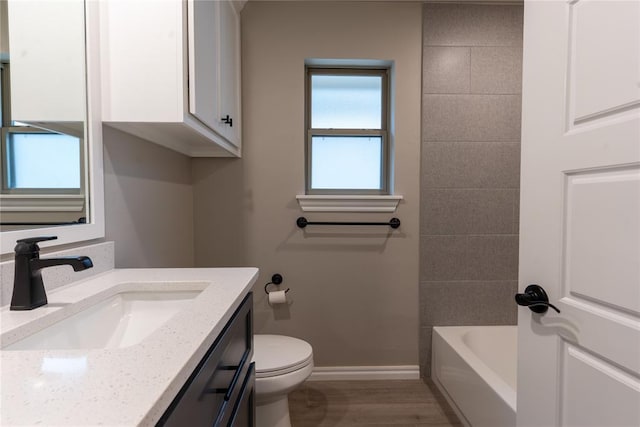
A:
[252,334,314,427]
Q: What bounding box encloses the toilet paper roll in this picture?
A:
[268,290,287,305]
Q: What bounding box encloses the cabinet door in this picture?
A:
[217,0,242,147]
[187,0,220,131]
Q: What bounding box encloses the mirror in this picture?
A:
[0,0,104,254]
[1,0,87,231]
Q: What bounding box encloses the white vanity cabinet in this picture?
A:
[100,0,244,157]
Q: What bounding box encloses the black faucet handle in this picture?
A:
[15,236,58,253]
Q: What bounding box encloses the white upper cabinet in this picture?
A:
[100,0,244,157]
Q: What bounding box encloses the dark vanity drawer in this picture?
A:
[219,362,255,427]
[158,292,253,427]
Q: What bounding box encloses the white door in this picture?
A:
[518,1,640,426]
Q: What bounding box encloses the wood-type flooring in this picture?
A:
[288,379,462,427]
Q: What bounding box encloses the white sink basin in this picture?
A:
[3,290,202,351]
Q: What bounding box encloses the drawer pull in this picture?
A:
[201,366,239,395]
[200,350,250,398]
[224,348,251,401]
[227,363,255,426]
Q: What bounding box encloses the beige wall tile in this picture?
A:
[421,189,518,235]
[423,95,522,141]
[420,235,519,281]
[471,47,523,94]
[419,281,518,327]
[419,326,434,377]
[422,142,521,189]
[423,3,523,47]
[423,47,470,94]
[419,2,523,379]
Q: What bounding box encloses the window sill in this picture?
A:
[296,195,403,213]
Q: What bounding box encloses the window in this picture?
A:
[306,68,389,195]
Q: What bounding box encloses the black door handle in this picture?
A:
[515,284,560,314]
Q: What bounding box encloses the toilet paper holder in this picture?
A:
[264,273,290,294]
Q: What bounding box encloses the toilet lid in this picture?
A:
[252,335,313,377]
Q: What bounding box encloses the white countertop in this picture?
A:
[0,267,259,426]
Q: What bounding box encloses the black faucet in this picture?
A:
[10,236,93,311]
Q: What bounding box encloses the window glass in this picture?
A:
[311,135,382,190]
[311,74,382,129]
[6,132,80,189]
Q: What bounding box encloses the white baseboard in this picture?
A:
[308,365,420,381]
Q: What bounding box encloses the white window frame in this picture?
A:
[305,67,390,195]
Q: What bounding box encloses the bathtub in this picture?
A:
[431,326,517,427]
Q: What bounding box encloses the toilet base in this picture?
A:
[256,396,291,427]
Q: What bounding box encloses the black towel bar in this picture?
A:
[296,217,400,229]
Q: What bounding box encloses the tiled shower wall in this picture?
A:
[419,3,524,376]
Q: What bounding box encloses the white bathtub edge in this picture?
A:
[434,326,517,411]
[432,326,517,427]
[431,368,472,427]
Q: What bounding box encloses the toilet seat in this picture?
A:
[253,335,313,378]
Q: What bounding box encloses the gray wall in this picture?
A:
[103,126,194,268]
[420,3,523,376]
[193,1,423,368]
